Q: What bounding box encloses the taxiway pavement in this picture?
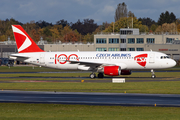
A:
[0,90,180,107]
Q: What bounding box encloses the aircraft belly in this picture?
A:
[45,63,78,70]
[57,63,78,70]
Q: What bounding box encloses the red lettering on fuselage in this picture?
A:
[55,54,79,64]
[68,54,79,61]
[57,54,67,64]
[55,54,57,64]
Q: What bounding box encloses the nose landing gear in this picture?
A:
[151,69,156,78]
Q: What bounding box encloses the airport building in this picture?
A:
[1,28,180,63]
[94,28,180,59]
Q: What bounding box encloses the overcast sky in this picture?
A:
[0,0,180,25]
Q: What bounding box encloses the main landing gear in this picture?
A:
[151,69,156,78]
[89,73,104,79]
[98,72,104,78]
[90,73,96,79]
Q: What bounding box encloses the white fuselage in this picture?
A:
[11,51,176,71]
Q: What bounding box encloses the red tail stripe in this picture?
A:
[12,25,44,53]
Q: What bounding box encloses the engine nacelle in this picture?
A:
[104,66,120,76]
[121,70,131,75]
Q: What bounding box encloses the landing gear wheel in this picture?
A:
[90,73,96,79]
[151,69,156,79]
[151,74,156,79]
[98,73,104,78]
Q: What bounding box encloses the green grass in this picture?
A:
[0,103,180,120]
[0,81,180,94]
[0,72,89,77]
[0,66,63,72]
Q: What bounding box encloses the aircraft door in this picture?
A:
[40,54,45,65]
[149,53,155,63]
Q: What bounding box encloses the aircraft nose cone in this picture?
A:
[170,60,176,67]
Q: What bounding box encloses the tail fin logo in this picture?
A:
[12,25,44,53]
[134,54,148,67]
[12,26,32,52]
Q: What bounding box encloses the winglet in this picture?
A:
[12,25,44,53]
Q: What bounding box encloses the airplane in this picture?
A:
[9,25,176,79]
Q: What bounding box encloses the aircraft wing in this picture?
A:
[67,60,127,69]
[71,60,104,67]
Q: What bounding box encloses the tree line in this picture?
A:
[0,18,98,43]
[111,2,180,33]
[0,2,180,43]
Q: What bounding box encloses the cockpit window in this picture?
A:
[160,56,170,59]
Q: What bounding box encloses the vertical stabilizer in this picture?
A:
[12,25,44,53]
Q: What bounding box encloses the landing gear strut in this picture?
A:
[90,73,96,79]
[151,69,156,78]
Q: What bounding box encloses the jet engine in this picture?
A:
[104,66,120,76]
[103,66,131,76]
